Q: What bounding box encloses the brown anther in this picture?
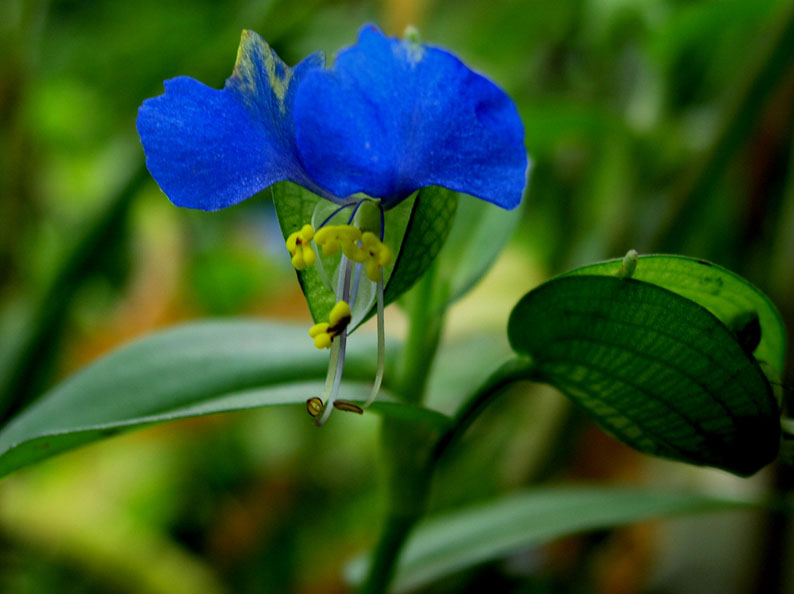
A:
[332,400,364,414]
[306,397,324,417]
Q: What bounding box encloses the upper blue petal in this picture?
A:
[136,31,333,211]
[293,25,528,209]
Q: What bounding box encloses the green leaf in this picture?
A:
[272,183,457,325]
[0,320,447,480]
[508,275,780,476]
[433,194,524,310]
[0,167,147,422]
[563,254,787,376]
[347,487,762,592]
[382,186,458,307]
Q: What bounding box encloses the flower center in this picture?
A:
[284,199,392,424]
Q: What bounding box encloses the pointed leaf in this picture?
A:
[508,275,780,476]
[348,487,762,592]
[0,320,447,480]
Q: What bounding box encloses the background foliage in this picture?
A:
[0,0,793,592]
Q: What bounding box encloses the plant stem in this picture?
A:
[395,261,444,404]
[431,358,538,463]
[359,261,445,594]
[357,513,420,594]
[358,358,537,594]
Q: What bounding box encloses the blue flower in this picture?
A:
[137,25,528,423]
[137,25,527,211]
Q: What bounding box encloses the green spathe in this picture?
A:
[508,273,780,476]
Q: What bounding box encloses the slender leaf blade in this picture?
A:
[348,487,761,592]
[0,320,446,480]
[508,275,780,475]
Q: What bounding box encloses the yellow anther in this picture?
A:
[307,301,351,349]
[315,225,364,261]
[313,224,391,282]
[314,226,333,244]
[286,224,316,271]
[309,322,329,338]
[366,260,382,282]
[329,301,352,327]
[378,245,393,267]
[359,232,393,282]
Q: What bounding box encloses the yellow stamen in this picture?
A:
[329,301,351,327]
[285,224,317,271]
[359,232,393,282]
[308,301,351,349]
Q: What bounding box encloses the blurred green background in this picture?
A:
[1,0,793,592]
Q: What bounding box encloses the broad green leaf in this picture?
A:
[347,487,761,592]
[272,183,457,325]
[562,254,787,376]
[508,275,780,476]
[0,320,447,480]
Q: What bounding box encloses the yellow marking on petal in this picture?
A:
[232,30,293,114]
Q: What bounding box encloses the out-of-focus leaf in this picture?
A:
[0,167,147,422]
[433,194,524,310]
[0,320,447,480]
[508,275,780,476]
[562,254,787,376]
[347,487,762,592]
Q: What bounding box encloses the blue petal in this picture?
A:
[137,31,332,211]
[293,25,528,209]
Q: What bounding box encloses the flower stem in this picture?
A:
[395,260,444,404]
[358,261,443,594]
[358,358,537,594]
[357,514,419,594]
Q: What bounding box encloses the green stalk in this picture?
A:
[394,260,445,404]
[358,354,537,593]
[359,261,445,593]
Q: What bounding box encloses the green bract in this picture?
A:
[507,255,784,476]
